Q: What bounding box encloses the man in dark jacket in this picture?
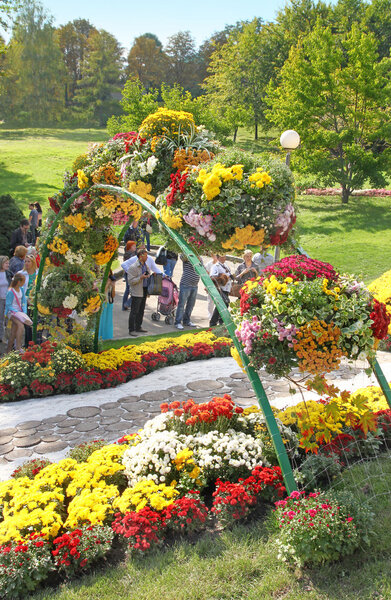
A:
[10,219,30,253]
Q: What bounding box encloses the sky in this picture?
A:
[40,0,287,52]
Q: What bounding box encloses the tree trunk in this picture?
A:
[254,122,258,140]
[341,185,350,204]
[233,127,238,143]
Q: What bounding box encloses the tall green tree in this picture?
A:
[0,0,65,125]
[106,76,159,134]
[164,31,199,93]
[74,28,123,126]
[126,33,168,90]
[266,24,391,202]
[56,19,96,106]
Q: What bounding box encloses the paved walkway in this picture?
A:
[0,352,390,481]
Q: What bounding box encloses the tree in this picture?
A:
[0,0,65,125]
[266,24,391,202]
[106,77,158,135]
[74,28,123,126]
[164,31,199,93]
[126,34,168,90]
[56,19,96,105]
[363,0,391,59]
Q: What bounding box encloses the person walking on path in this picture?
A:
[0,256,11,343]
[235,250,258,285]
[127,249,151,336]
[209,273,230,327]
[122,241,137,311]
[124,220,143,249]
[121,245,162,278]
[10,219,30,254]
[17,254,39,345]
[28,203,39,245]
[140,211,153,251]
[205,252,218,321]
[99,272,116,340]
[163,250,178,278]
[9,246,28,276]
[210,254,233,295]
[174,256,200,330]
[5,273,27,353]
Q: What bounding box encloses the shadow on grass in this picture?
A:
[0,162,54,205]
[0,128,108,143]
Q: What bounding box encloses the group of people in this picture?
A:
[1,214,42,354]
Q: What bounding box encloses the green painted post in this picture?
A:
[370,358,391,410]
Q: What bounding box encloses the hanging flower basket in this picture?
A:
[156,152,296,252]
[232,256,390,379]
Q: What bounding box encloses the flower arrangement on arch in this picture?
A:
[232,256,390,381]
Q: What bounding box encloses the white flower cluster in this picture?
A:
[95,205,113,219]
[139,155,158,177]
[63,294,78,310]
[122,429,186,487]
[122,412,266,487]
[65,250,84,265]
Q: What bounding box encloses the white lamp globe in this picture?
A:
[280,130,300,150]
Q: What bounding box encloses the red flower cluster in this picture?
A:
[52,529,84,567]
[318,433,356,457]
[370,298,390,340]
[166,170,189,206]
[112,507,165,552]
[22,341,57,365]
[160,394,243,426]
[163,492,208,534]
[52,306,72,319]
[269,213,296,246]
[212,466,286,524]
[141,352,168,372]
[48,196,60,214]
[69,273,83,283]
[262,255,338,282]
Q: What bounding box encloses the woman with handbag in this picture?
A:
[0,256,12,343]
[234,250,258,296]
[5,273,29,353]
[99,271,116,340]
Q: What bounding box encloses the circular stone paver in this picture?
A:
[99,416,121,425]
[75,421,99,433]
[17,420,42,430]
[57,419,81,428]
[105,422,128,433]
[5,448,33,460]
[14,428,38,438]
[0,427,17,436]
[167,385,186,393]
[0,435,13,446]
[228,388,255,398]
[121,409,148,419]
[40,435,60,443]
[67,406,101,418]
[187,380,224,392]
[41,415,67,425]
[13,436,41,448]
[34,441,69,455]
[119,413,134,422]
[140,390,172,402]
[230,372,247,380]
[0,443,14,455]
[55,427,75,435]
[99,408,125,418]
[100,402,121,410]
[117,395,139,403]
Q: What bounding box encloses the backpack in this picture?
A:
[155,246,167,266]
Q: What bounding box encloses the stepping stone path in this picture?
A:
[0,355,389,476]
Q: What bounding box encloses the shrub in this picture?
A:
[299,453,343,490]
[112,507,166,552]
[67,439,107,463]
[0,194,25,256]
[0,533,54,598]
[273,491,361,566]
[163,492,209,535]
[52,524,114,577]
[11,458,52,479]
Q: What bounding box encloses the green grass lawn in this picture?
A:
[0,127,389,282]
[31,455,391,600]
[0,127,108,215]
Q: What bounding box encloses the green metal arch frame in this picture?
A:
[32,181,391,494]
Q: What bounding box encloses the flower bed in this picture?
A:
[0,332,232,402]
[0,384,388,597]
[303,188,391,196]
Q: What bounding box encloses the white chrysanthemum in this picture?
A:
[63,294,78,309]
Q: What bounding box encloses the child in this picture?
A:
[5,273,27,353]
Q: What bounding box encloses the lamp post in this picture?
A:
[274,130,300,262]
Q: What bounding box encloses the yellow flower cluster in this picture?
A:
[47,237,69,255]
[139,108,196,138]
[64,213,90,232]
[83,295,101,314]
[66,485,119,529]
[322,278,341,301]
[197,163,243,201]
[248,169,272,189]
[173,448,202,482]
[113,479,178,514]
[93,235,119,265]
[222,225,265,251]
[262,274,289,297]
[77,169,89,189]
[37,302,51,315]
[368,270,391,334]
[157,205,183,229]
[128,180,155,203]
[230,346,245,371]
[173,148,214,171]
